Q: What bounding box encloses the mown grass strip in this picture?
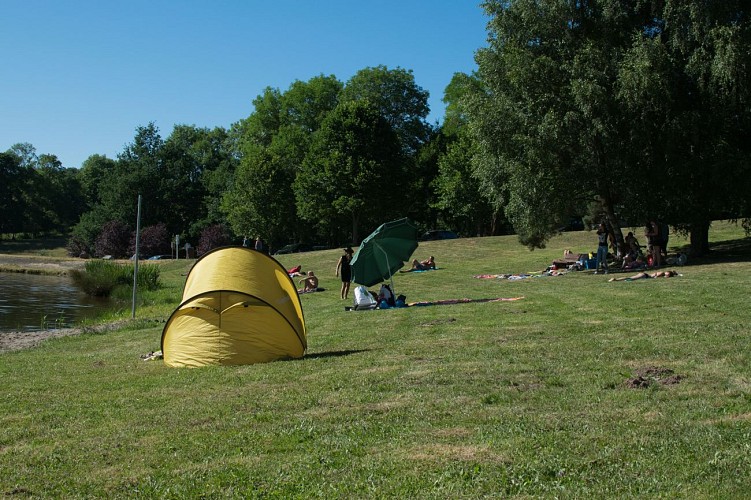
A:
[1,222,750,497]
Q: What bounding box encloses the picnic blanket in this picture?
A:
[400,267,440,273]
[474,271,566,280]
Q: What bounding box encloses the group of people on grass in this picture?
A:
[335,248,435,299]
[594,220,670,274]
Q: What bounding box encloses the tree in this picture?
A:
[95,123,165,227]
[0,152,27,235]
[432,72,505,236]
[223,130,307,250]
[280,75,343,132]
[78,154,117,209]
[133,222,171,258]
[197,224,232,256]
[433,133,498,236]
[34,154,86,232]
[340,65,431,155]
[94,220,132,258]
[618,0,751,254]
[294,100,405,244]
[473,0,751,253]
[3,144,85,236]
[160,125,225,236]
[223,76,342,249]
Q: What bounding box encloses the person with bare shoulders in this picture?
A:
[335,247,354,300]
[298,271,319,293]
[621,232,643,269]
[420,256,436,269]
[645,221,662,267]
[609,270,678,282]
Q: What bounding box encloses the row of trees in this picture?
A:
[3,2,749,257]
[2,65,500,257]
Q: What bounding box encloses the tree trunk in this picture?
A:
[689,220,710,257]
[599,197,625,255]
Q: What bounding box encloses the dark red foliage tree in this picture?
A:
[197,224,232,256]
[94,220,132,258]
[132,222,171,258]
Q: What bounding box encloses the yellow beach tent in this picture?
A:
[161,247,306,367]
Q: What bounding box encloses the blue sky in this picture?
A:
[1,1,488,169]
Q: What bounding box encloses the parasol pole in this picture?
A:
[375,243,396,295]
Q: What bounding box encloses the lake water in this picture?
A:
[0,273,111,333]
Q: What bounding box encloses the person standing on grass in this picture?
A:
[595,222,610,274]
[645,221,662,267]
[336,247,354,300]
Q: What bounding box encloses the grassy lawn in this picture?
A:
[2,223,750,497]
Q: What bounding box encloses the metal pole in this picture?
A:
[131,194,142,319]
[375,243,396,295]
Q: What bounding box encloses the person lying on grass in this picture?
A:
[609,270,678,282]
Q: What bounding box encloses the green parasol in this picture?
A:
[351,218,419,290]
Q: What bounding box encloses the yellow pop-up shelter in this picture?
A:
[161,247,306,367]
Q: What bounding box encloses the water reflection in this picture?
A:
[0,273,110,333]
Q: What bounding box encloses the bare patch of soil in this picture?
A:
[626,365,684,388]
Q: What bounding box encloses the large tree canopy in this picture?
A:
[294,100,405,244]
[340,65,431,155]
[473,0,751,254]
[222,76,343,249]
[2,144,85,236]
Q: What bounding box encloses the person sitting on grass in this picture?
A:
[401,256,436,272]
[420,256,436,269]
[608,270,678,282]
[297,271,319,293]
[621,232,643,269]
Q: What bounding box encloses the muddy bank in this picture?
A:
[0,254,85,275]
[0,321,130,354]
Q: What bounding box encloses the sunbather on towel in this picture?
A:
[608,270,678,282]
[288,265,304,277]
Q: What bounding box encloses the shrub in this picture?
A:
[95,220,132,258]
[197,224,232,256]
[68,210,109,257]
[66,235,91,258]
[70,261,126,296]
[70,260,160,297]
[132,222,171,258]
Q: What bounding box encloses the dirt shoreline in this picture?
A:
[0,254,108,353]
[0,321,131,354]
[0,254,85,275]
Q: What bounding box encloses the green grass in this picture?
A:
[2,222,750,497]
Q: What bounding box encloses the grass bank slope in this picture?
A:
[1,223,750,497]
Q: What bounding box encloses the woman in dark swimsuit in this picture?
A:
[336,247,354,300]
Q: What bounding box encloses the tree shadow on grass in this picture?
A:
[302,349,371,360]
[672,237,751,265]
